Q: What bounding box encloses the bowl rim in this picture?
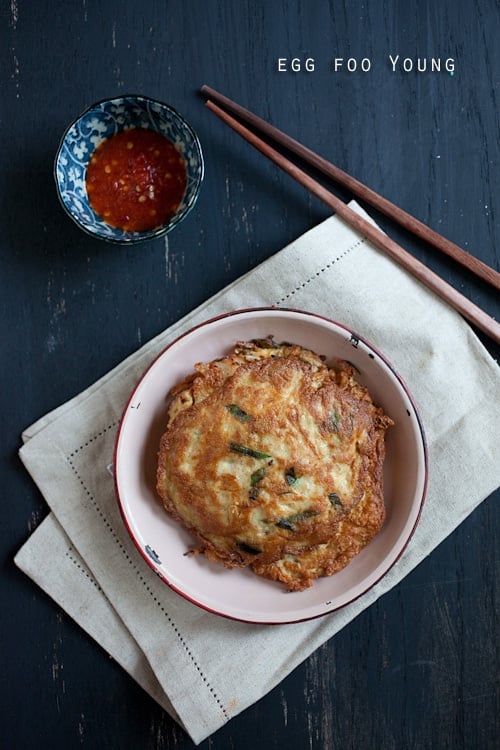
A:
[53,93,205,244]
[113,306,429,624]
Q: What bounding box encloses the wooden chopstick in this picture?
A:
[201,84,500,292]
[203,97,500,345]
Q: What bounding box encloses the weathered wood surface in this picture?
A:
[1,1,498,748]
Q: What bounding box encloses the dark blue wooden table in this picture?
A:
[2,1,498,747]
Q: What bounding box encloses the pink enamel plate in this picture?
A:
[114,308,428,624]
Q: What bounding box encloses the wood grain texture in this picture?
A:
[1,1,498,749]
[201,84,500,290]
[205,97,500,342]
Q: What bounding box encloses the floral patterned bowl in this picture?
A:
[54,95,204,243]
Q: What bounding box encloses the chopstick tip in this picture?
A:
[200,84,214,99]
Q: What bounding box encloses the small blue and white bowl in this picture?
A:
[54,95,204,243]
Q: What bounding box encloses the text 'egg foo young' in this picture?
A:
[156,339,393,591]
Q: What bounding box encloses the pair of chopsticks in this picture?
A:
[200,85,500,345]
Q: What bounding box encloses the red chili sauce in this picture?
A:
[85,128,187,232]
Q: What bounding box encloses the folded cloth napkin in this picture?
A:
[15,202,500,745]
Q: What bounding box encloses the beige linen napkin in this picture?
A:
[15,203,500,745]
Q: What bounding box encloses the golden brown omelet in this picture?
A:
[156,338,393,591]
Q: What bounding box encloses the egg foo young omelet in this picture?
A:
[156,338,394,591]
